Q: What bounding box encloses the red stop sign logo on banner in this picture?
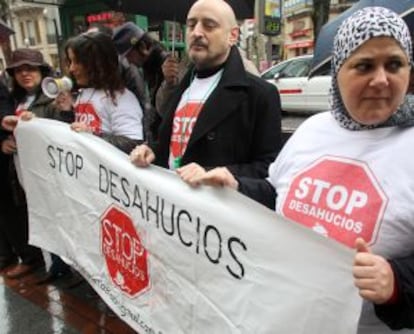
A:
[281,157,387,248]
[101,205,150,297]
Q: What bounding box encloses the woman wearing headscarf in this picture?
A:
[0,49,74,279]
[179,7,414,334]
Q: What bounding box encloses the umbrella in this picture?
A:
[99,0,254,22]
[309,0,414,77]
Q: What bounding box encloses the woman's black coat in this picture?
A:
[375,255,414,329]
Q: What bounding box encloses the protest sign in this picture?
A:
[16,118,361,334]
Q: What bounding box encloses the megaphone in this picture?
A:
[41,76,73,98]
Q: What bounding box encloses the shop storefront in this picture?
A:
[283,13,314,58]
[59,0,145,38]
[59,0,186,55]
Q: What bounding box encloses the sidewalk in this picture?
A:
[0,265,137,334]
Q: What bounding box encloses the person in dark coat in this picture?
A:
[112,22,168,145]
[0,78,17,271]
[129,0,282,181]
[0,49,74,279]
[112,22,167,108]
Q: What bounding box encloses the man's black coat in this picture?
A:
[154,46,282,178]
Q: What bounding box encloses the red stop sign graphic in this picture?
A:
[171,102,202,156]
[101,205,149,297]
[75,103,101,134]
[281,157,387,248]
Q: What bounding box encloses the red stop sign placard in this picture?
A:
[101,205,149,297]
[281,156,387,248]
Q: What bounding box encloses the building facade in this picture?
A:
[0,0,361,74]
[282,0,358,59]
[2,0,61,71]
[237,0,359,71]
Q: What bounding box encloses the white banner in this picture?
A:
[15,118,361,334]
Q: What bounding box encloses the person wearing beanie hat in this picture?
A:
[113,22,168,144]
[113,22,167,99]
[112,22,145,57]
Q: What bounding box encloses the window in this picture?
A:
[35,20,41,44]
[261,61,290,79]
[20,22,26,41]
[46,19,57,44]
[281,58,311,77]
[26,20,36,45]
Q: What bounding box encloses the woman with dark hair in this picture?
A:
[0,49,74,279]
[2,34,144,283]
[58,31,144,153]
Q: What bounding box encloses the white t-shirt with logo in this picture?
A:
[268,111,414,334]
[168,70,222,170]
[74,88,143,140]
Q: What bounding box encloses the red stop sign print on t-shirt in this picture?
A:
[281,156,388,248]
[170,102,203,157]
[75,103,101,134]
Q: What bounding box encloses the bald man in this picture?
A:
[130,0,282,183]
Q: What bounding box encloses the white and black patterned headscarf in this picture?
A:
[331,6,413,130]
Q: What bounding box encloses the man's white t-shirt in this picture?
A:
[168,70,222,169]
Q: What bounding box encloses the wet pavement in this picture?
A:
[0,264,137,334]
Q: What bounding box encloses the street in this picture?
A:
[281,112,314,145]
[282,112,310,132]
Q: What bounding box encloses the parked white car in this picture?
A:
[261,55,331,113]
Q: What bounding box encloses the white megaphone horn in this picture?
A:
[41,76,73,98]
